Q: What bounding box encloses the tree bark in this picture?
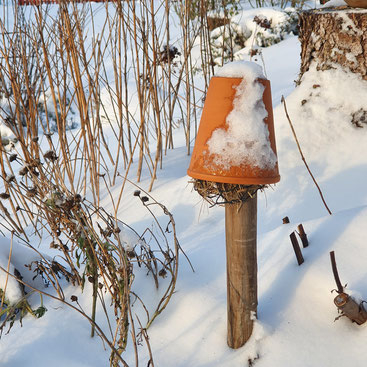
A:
[298,9,367,82]
[225,196,257,349]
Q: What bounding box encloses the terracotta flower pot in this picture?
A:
[344,0,367,8]
[187,76,280,185]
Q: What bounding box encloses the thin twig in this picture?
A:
[330,251,344,293]
[282,95,332,215]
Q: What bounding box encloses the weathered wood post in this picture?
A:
[187,61,280,348]
[225,197,258,347]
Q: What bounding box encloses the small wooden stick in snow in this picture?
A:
[330,251,367,325]
[290,232,304,266]
[297,224,309,248]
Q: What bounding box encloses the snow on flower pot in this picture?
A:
[187,61,280,349]
[187,73,280,187]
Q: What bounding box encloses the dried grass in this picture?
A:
[192,179,264,206]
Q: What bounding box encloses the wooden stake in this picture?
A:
[297,224,309,248]
[282,216,290,224]
[290,232,304,266]
[334,292,367,325]
[330,252,367,324]
[225,194,257,349]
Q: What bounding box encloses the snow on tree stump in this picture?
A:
[298,8,367,82]
[187,62,280,349]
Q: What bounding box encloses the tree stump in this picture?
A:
[298,8,367,82]
[334,292,367,325]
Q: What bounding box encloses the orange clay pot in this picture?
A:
[187,76,280,185]
[344,0,367,8]
[345,0,367,9]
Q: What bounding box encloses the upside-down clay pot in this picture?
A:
[187,76,280,185]
[344,0,367,8]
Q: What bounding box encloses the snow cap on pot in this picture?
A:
[187,61,280,201]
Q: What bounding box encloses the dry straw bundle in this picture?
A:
[192,179,264,206]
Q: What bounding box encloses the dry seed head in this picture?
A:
[49,241,58,249]
[19,166,29,176]
[127,250,135,258]
[159,268,167,278]
[44,150,58,162]
[29,158,41,168]
[253,15,271,29]
[26,187,37,198]
[5,174,15,183]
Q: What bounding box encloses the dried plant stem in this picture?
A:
[0,3,205,363]
[282,95,332,215]
[0,267,130,367]
[330,251,343,293]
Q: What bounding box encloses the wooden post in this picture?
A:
[297,224,309,248]
[330,251,367,324]
[282,216,290,224]
[290,232,304,266]
[334,292,367,325]
[225,194,257,349]
[187,73,279,349]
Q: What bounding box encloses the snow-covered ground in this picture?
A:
[2,3,367,367]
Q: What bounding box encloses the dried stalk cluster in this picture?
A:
[0,1,233,365]
[192,179,264,206]
[0,146,184,366]
[0,0,221,203]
